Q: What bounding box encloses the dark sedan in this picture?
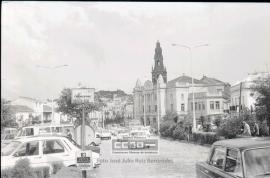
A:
[196,137,270,178]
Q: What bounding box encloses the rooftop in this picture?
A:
[213,137,270,151]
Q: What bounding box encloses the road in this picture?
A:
[53,137,210,178]
[90,137,210,178]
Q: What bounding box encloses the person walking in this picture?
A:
[253,122,260,136]
[242,121,251,136]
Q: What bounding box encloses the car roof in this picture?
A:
[213,137,270,151]
[12,135,68,142]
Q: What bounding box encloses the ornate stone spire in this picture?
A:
[152,41,167,85]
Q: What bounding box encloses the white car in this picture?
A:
[1,135,100,173]
[99,130,111,140]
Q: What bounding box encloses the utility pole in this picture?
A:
[172,43,209,132]
[143,92,146,126]
[81,103,86,178]
[238,82,242,118]
[156,82,160,135]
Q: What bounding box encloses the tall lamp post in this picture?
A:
[171,43,209,132]
[36,64,68,124]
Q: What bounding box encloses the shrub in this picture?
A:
[52,162,64,174]
[1,158,54,178]
[160,121,176,137]
[258,122,270,136]
[172,124,185,140]
[217,117,243,139]
[11,158,35,178]
[213,117,223,128]
[192,132,218,145]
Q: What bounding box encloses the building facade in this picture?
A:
[230,72,270,114]
[133,41,231,129]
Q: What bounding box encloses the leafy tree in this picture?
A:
[1,98,17,129]
[162,111,178,123]
[56,88,105,125]
[252,74,270,134]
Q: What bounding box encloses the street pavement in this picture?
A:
[53,137,210,178]
[90,137,209,178]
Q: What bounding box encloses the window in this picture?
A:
[155,105,157,112]
[209,147,226,169]
[210,101,215,110]
[148,105,151,112]
[181,94,184,101]
[225,149,243,177]
[216,101,220,110]
[25,128,34,136]
[171,104,173,111]
[202,103,205,110]
[195,102,198,110]
[191,102,193,111]
[181,104,185,111]
[142,106,144,112]
[43,140,65,154]
[198,103,201,110]
[14,141,39,157]
[39,127,51,134]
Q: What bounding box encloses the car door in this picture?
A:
[12,140,43,168]
[41,139,74,167]
[197,146,229,178]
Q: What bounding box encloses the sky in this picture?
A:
[2,2,270,100]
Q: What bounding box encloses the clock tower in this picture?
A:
[152,41,167,85]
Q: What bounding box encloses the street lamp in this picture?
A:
[172,43,209,132]
[36,64,69,124]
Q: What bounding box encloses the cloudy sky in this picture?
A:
[2,2,270,100]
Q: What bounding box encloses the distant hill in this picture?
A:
[95,89,132,101]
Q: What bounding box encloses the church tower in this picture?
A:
[152,41,167,85]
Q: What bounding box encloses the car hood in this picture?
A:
[85,145,100,154]
[1,156,14,170]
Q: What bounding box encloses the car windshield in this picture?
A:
[244,147,270,178]
[66,136,81,149]
[1,141,21,156]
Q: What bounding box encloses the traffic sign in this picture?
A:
[71,88,95,104]
[76,150,92,170]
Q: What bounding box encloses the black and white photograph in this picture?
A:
[1,1,270,178]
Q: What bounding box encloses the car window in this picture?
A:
[225,149,243,177]
[1,141,21,156]
[209,146,226,169]
[5,134,15,140]
[244,147,270,178]
[25,128,34,136]
[39,127,51,134]
[43,140,65,154]
[14,141,39,157]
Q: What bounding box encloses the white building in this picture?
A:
[134,41,231,128]
[230,72,270,113]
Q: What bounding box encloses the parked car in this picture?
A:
[116,130,130,141]
[196,137,270,178]
[1,135,100,173]
[99,130,111,140]
[129,130,150,139]
[16,124,74,138]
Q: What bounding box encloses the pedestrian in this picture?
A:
[253,122,260,136]
[66,129,72,139]
[242,121,251,136]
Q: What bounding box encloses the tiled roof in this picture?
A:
[200,76,225,85]
[10,105,34,113]
[167,75,203,87]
